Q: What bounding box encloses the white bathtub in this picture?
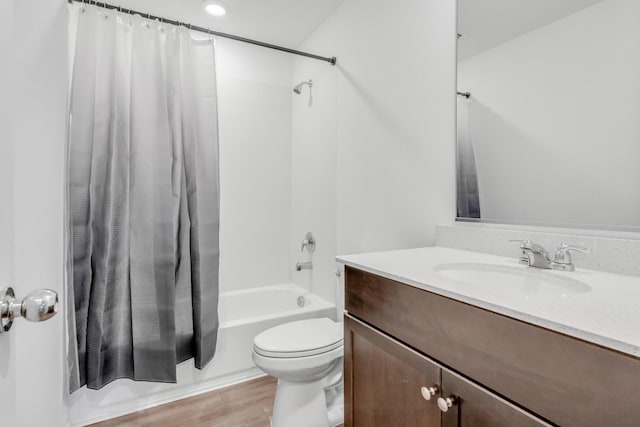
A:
[69,283,336,426]
[212,284,336,381]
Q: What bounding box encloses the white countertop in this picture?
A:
[337,246,640,358]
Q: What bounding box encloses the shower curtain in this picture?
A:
[67,4,220,391]
[456,96,481,219]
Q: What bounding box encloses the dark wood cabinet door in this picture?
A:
[440,369,552,427]
[344,315,441,427]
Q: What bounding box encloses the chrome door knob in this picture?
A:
[0,287,58,333]
[20,289,58,322]
[437,396,458,413]
[420,385,439,401]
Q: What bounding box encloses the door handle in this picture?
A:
[0,287,58,333]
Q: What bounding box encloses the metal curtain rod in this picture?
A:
[68,0,337,66]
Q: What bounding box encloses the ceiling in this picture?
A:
[114,0,346,48]
[458,0,604,60]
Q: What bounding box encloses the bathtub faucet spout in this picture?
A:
[296,261,313,271]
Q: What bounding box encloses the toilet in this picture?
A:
[252,317,344,427]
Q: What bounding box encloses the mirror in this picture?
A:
[456,0,640,231]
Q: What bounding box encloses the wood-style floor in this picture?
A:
[91,376,277,427]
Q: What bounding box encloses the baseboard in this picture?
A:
[72,368,266,426]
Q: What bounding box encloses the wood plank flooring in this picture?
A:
[91,376,277,427]
[91,376,344,427]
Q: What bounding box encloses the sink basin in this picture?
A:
[433,263,591,298]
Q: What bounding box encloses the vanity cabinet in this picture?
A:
[345,315,550,427]
[344,266,640,427]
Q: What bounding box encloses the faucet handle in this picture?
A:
[553,243,591,271]
[510,240,549,254]
[555,243,590,261]
[301,232,316,253]
[510,239,550,255]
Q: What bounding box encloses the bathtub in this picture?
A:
[212,284,336,381]
[69,283,336,426]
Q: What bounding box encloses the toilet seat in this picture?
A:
[254,318,343,358]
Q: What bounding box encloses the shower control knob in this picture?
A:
[421,385,439,401]
[0,287,58,333]
[300,232,316,253]
[437,396,458,413]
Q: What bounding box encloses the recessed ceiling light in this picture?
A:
[203,1,227,17]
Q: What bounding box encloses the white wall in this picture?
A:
[217,40,294,292]
[333,0,456,255]
[290,0,457,305]
[1,0,69,426]
[458,0,640,227]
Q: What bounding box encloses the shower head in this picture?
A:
[293,79,314,106]
[293,80,313,94]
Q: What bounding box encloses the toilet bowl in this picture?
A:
[252,317,344,427]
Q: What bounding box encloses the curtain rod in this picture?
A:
[68,0,337,66]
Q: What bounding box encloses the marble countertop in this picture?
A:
[337,246,640,358]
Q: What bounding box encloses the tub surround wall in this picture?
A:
[291,51,338,308]
[436,224,640,277]
[217,40,294,292]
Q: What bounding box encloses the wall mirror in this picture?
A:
[456,0,640,231]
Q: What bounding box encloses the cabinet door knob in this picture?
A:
[437,396,458,413]
[420,385,439,401]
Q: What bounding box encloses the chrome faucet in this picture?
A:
[511,240,590,271]
[511,240,552,269]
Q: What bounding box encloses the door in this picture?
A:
[0,1,17,424]
[344,315,441,427]
[0,0,68,426]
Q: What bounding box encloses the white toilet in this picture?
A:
[252,317,344,427]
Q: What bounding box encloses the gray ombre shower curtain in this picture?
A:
[67,4,220,392]
[456,96,481,219]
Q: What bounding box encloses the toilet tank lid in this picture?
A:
[253,318,343,354]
